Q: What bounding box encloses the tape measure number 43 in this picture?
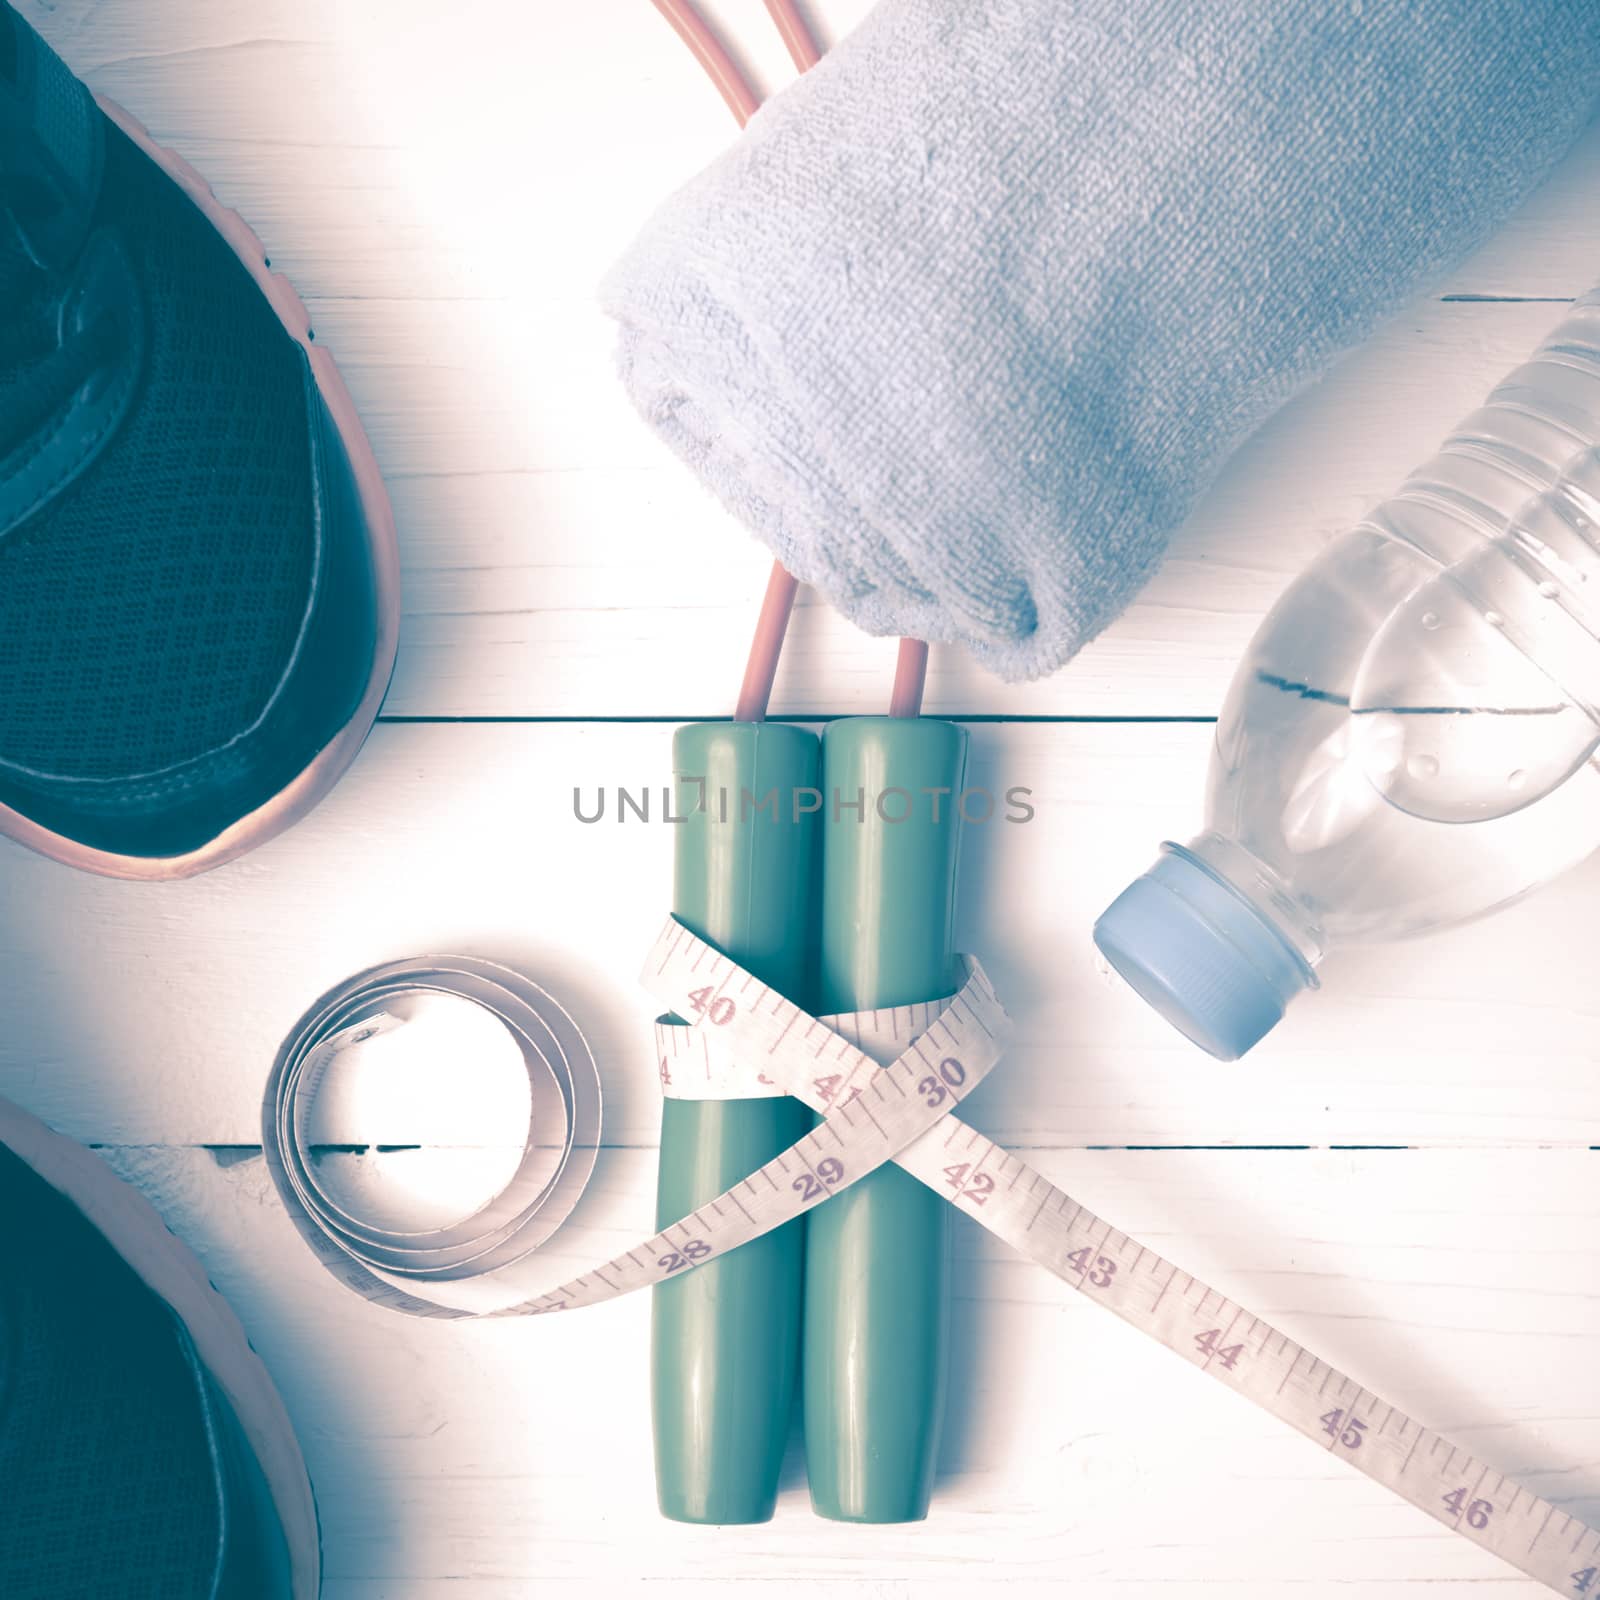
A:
[287,920,1592,1593]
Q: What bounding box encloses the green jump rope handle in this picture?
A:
[804,716,968,1522]
[653,720,819,1524]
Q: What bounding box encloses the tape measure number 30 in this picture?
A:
[270,921,1596,1591]
[571,918,1593,1596]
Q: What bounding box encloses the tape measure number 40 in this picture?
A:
[269,920,1596,1592]
[525,918,1594,1595]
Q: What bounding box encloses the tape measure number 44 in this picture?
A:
[538,918,1593,1595]
[273,921,1595,1592]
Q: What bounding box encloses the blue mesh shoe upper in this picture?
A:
[0,2,385,864]
[0,1143,292,1598]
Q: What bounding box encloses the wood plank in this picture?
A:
[99,1142,1600,1591]
[22,2,1600,719]
[4,722,1595,1149]
[33,0,1599,303]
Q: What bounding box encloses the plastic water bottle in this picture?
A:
[1095,290,1600,1059]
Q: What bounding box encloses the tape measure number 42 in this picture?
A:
[635,920,1600,1592]
[366,920,1600,1593]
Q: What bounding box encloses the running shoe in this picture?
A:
[0,4,398,878]
[0,1094,318,1597]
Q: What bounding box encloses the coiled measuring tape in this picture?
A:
[263,956,602,1317]
[267,925,1597,1592]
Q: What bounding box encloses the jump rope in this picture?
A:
[261,3,1600,1584]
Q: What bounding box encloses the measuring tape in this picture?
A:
[265,923,1596,1591]
[656,991,957,1100]
[592,919,1597,1594]
[263,955,603,1317]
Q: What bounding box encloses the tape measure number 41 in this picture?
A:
[269,920,1597,1592]
[545,918,1592,1595]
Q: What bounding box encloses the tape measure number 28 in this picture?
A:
[528,918,1597,1592]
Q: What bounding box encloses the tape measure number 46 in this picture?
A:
[522,918,1596,1594]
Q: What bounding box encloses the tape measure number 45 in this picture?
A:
[505,918,1599,1593]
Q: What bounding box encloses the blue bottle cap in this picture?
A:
[1093,847,1311,1061]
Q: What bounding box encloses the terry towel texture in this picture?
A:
[603,0,1600,681]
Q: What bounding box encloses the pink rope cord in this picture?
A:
[649,0,760,127]
[889,638,929,719]
[764,0,823,71]
[734,564,802,723]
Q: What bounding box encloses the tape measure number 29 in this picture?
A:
[526,918,1596,1592]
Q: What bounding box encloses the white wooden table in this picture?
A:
[8,2,1599,1594]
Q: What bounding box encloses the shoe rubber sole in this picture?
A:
[0,1094,321,1598]
[0,96,402,883]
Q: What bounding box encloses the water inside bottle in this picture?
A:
[1350,568,1600,824]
